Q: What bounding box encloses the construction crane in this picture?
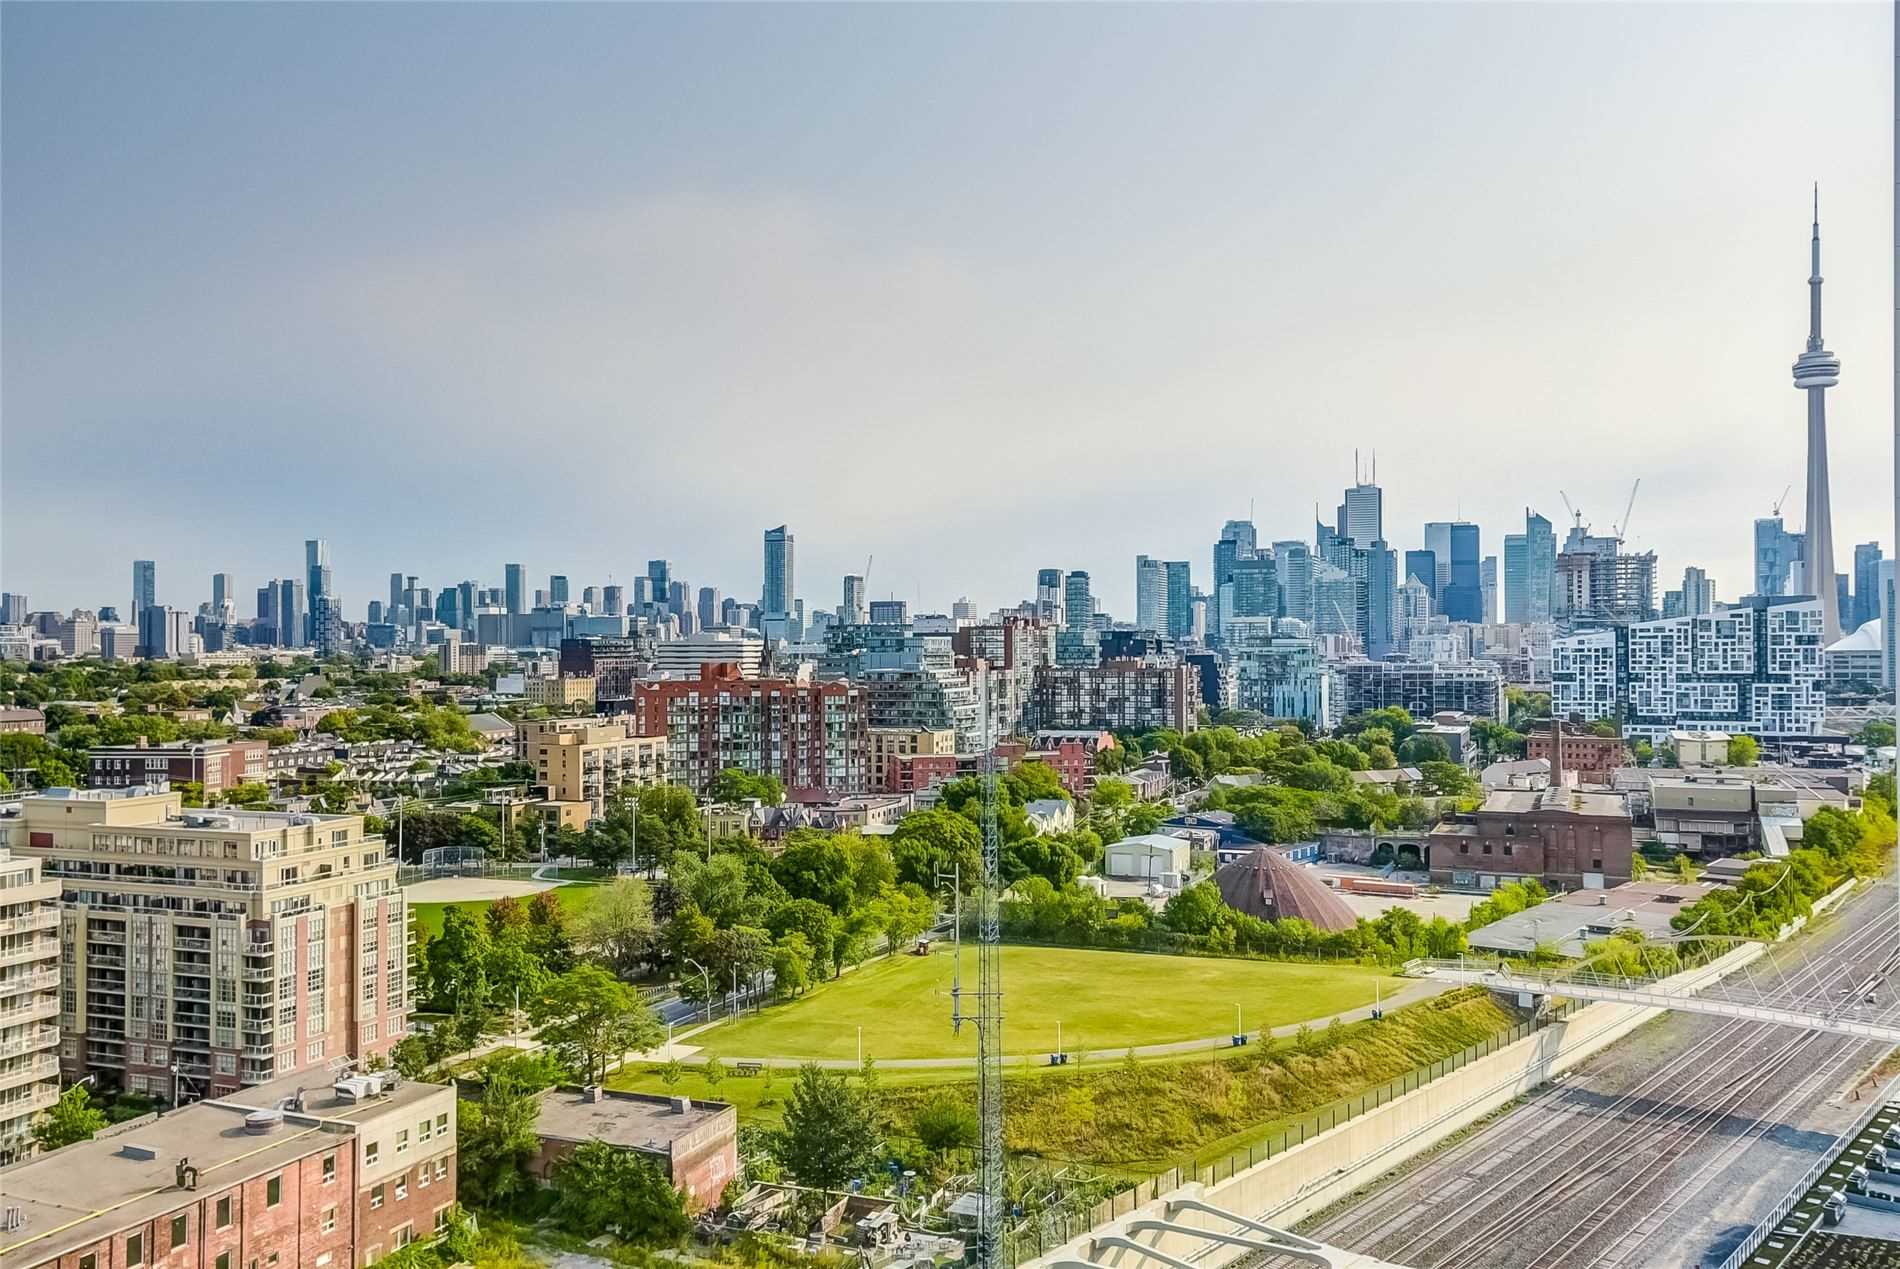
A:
[1772,484,1792,517]
[1613,478,1641,542]
[1559,489,1587,535]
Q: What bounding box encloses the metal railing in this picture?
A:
[1714,1084,1900,1269]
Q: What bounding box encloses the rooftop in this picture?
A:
[1467,880,1717,955]
[532,1087,732,1156]
[0,1068,447,1268]
[1475,787,1628,819]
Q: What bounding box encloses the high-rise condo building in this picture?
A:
[1165,561,1193,641]
[1853,542,1883,629]
[0,841,60,1163]
[841,575,867,625]
[132,560,157,621]
[1135,556,1168,634]
[1272,542,1313,625]
[762,527,794,617]
[549,575,570,605]
[504,563,527,615]
[1753,517,1804,597]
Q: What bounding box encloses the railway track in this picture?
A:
[1248,887,1900,1269]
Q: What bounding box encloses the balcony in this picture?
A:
[0,910,58,937]
[0,969,59,997]
[0,1028,58,1060]
[85,951,126,969]
[86,928,127,945]
[0,998,57,1027]
[0,939,56,970]
[173,937,212,952]
[0,1055,59,1092]
[173,986,211,1003]
[241,963,275,982]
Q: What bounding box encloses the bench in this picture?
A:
[735,1061,765,1077]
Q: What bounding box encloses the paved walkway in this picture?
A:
[685,979,1453,1070]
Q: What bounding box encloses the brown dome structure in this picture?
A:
[1213,847,1358,932]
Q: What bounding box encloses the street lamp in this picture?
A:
[684,958,714,1024]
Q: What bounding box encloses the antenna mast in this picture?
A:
[975,675,1005,1267]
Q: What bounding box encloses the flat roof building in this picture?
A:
[89,740,266,799]
[0,788,407,1100]
[0,845,61,1164]
[1429,787,1634,891]
[0,1066,457,1269]
[516,717,666,820]
[528,1086,737,1212]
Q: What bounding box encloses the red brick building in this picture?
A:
[631,663,868,799]
[88,739,267,798]
[527,1087,738,1212]
[1428,788,1635,890]
[1526,722,1630,788]
[1,1069,457,1269]
[893,753,959,793]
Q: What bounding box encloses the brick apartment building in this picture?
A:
[867,727,954,794]
[0,1068,457,1269]
[1428,788,1635,891]
[527,1086,737,1211]
[632,663,868,798]
[0,787,407,1100]
[1526,722,1630,788]
[89,741,267,799]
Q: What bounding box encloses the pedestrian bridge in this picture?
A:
[1032,1196,1412,1269]
[1404,959,1900,1044]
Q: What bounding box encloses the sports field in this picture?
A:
[692,944,1397,1061]
[408,882,598,941]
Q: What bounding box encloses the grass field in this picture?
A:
[408,883,598,941]
[690,945,1397,1061]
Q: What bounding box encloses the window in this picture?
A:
[371,1183,386,1210]
[171,1215,188,1249]
[216,1196,232,1229]
[434,1207,451,1232]
[433,1159,447,1181]
[127,1234,145,1267]
[365,1141,379,1167]
[1592,858,1603,871]
[418,1118,432,1143]
[394,1225,416,1249]
[434,1113,448,1135]
[322,1153,336,1184]
[266,1176,282,1207]
[395,1129,409,1154]
[418,1166,431,1189]
[321,1205,336,1234]
[395,1177,408,1201]
[216,1254,230,1269]
[81,1256,97,1269]
[1482,843,1493,855]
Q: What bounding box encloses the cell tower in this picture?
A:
[952,675,1007,1268]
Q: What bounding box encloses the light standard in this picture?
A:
[684,958,714,1024]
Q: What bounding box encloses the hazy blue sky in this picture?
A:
[2,2,1891,620]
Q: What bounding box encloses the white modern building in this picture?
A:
[1552,598,1827,743]
[0,843,61,1163]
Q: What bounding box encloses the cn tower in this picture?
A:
[1794,186,1843,642]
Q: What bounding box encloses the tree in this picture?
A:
[772,933,814,1000]
[708,768,786,806]
[571,877,655,978]
[876,884,938,955]
[1727,735,1761,767]
[425,906,491,1016]
[457,1055,545,1210]
[32,1084,107,1153]
[548,1139,691,1240]
[891,809,983,891]
[533,965,662,1086]
[525,889,576,973]
[911,1095,978,1160]
[772,831,857,912]
[767,898,841,980]
[778,1063,882,1190]
[1858,720,1897,749]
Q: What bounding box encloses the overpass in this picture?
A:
[1403,958,1900,1045]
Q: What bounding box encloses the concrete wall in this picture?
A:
[1023,944,1765,1269]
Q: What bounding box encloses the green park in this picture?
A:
[686,943,1397,1061]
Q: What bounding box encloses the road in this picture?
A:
[1250,878,1900,1269]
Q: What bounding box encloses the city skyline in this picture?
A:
[2,3,1891,618]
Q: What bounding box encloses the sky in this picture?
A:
[2,2,1892,622]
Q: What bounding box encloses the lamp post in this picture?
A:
[684,957,714,1024]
